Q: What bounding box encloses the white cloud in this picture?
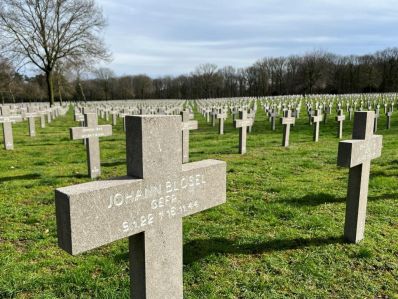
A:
[97,0,398,76]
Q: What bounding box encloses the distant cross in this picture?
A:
[211,108,217,127]
[373,106,380,133]
[269,108,278,131]
[39,110,46,128]
[70,113,112,178]
[335,110,346,139]
[349,106,354,121]
[247,109,255,133]
[307,108,315,125]
[324,105,331,124]
[111,111,118,126]
[0,106,22,150]
[386,108,392,129]
[234,110,253,154]
[337,111,382,243]
[55,115,226,298]
[181,109,198,163]
[216,109,227,135]
[25,107,41,137]
[281,109,295,147]
[311,109,323,142]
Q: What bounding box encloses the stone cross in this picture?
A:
[337,111,382,243]
[55,115,226,298]
[373,106,380,133]
[25,107,41,137]
[0,106,22,150]
[335,110,346,139]
[181,110,198,163]
[211,108,217,127]
[234,110,253,154]
[70,113,112,178]
[324,105,331,124]
[281,109,295,147]
[311,109,323,142]
[216,109,227,135]
[39,111,46,128]
[386,108,392,129]
[269,108,278,131]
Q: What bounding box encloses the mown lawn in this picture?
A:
[0,102,397,298]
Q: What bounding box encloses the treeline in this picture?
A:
[1,48,398,103]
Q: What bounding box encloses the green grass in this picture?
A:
[0,104,397,298]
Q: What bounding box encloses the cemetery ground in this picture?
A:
[0,106,397,298]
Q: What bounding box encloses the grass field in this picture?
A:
[0,103,397,298]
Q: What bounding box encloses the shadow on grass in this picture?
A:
[183,235,344,265]
[102,160,125,167]
[282,192,346,206]
[56,173,87,179]
[0,173,41,183]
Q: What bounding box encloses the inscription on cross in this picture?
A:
[56,115,226,298]
[0,106,22,150]
[234,110,253,154]
[181,109,198,163]
[70,113,112,178]
[281,109,295,147]
[337,111,382,243]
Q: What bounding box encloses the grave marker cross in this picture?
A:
[311,109,323,142]
[336,110,346,139]
[281,109,295,147]
[337,111,382,243]
[234,110,253,154]
[0,106,22,150]
[181,110,198,163]
[216,109,227,135]
[56,115,226,298]
[70,113,112,178]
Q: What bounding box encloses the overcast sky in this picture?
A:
[97,0,398,77]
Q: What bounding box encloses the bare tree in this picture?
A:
[0,0,110,106]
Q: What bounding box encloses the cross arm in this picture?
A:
[70,125,112,140]
[337,135,382,168]
[182,120,198,131]
[234,119,253,128]
[55,159,226,255]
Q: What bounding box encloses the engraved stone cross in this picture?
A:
[181,109,198,163]
[311,109,323,142]
[70,113,112,178]
[337,111,382,243]
[56,115,226,298]
[281,109,295,147]
[0,106,22,150]
[234,110,253,154]
[335,109,346,139]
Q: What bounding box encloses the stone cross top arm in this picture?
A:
[337,111,382,243]
[56,115,226,298]
[70,113,112,178]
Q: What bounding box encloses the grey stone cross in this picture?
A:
[55,115,226,298]
[181,110,198,163]
[335,110,346,139]
[386,108,392,129]
[311,109,323,142]
[70,113,112,178]
[373,106,380,133]
[281,109,295,147]
[234,110,253,154]
[216,109,227,135]
[0,106,22,150]
[269,108,278,131]
[337,111,382,243]
[24,107,41,137]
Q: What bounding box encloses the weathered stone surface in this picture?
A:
[56,115,226,298]
[337,111,382,243]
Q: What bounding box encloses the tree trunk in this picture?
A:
[57,74,63,105]
[46,70,55,106]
